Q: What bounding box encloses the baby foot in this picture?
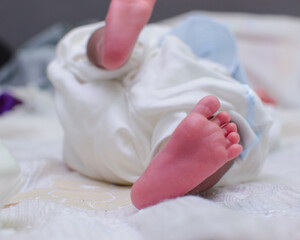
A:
[131,95,242,209]
[87,0,155,70]
[255,89,276,105]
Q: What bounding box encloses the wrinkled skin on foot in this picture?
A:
[131,95,243,209]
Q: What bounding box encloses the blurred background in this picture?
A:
[1,0,300,50]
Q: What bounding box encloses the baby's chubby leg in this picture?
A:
[87,0,156,70]
[131,95,242,209]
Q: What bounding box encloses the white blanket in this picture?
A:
[1,12,300,240]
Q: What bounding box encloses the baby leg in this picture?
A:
[87,0,155,70]
[131,95,242,209]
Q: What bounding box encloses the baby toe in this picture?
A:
[227,144,243,160]
[226,132,240,148]
[222,122,237,136]
[211,111,231,127]
[191,95,220,118]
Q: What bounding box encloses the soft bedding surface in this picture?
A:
[1,12,300,240]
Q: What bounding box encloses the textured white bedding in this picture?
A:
[0,12,300,240]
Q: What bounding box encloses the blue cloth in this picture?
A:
[0,23,73,89]
[163,15,249,84]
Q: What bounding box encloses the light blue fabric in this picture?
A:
[163,14,249,84]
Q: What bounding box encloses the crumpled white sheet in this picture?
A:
[47,19,272,186]
[1,11,300,240]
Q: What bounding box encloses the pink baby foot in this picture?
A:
[87,0,155,70]
[255,89,276,105]
[131,95,243,209]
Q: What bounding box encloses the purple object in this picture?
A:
[0,92,23,115]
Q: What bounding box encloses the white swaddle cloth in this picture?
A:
[47,16,272,186]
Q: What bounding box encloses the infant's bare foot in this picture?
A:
[87,0,155,70]
[131,95,243,209]
[255,89,276,105]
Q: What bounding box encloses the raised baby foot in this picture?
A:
[131,95,243,209]
[87,0,155,70]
